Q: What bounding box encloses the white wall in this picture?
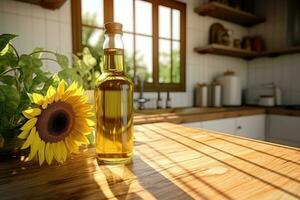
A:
[0,0,249,108]
[246,0,300,105]
[0,0,72,72]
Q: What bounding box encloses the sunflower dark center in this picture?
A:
[48,110,69,136]
[37,101,74,143]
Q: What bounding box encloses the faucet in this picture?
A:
[134,75,150,110]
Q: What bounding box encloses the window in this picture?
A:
[72,0,186,91]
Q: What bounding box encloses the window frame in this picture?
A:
[71,0,186,92]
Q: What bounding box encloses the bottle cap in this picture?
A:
[104,22,123,35]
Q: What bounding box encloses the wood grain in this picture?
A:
[134,107,266,125]
[1,123,300,199]
[194,2,265,27]
[194,44,300,60]
[194,44,258,59]
[134,107,300,125]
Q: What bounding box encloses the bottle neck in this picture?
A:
[102,34,125,72]
[103,48,124,72]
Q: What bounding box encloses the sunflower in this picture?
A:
[18,80,94,165]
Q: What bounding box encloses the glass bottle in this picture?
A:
[95,22,133,164]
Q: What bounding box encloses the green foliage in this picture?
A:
[159,50,180,84]
[0,33,100,144]
[0,34,54,141]
[0,34,17,56]
[57,47,97,89]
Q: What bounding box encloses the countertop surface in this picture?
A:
[134,106,300,124]
[1,123,300,199]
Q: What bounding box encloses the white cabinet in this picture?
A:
[182,115,266,140]
[235,115,265,140]
[268,115,300,143]
[202,118,236,134]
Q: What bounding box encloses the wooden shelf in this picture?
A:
[16,0,67,10]
[194,44,257,59]
[254,46,300,58]
[194,2,265,27]
[194,44,300,59]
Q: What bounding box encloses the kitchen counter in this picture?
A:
[134,106,300,124]
[1,123,300,199]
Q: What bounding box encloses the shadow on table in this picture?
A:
[97,155,194,200]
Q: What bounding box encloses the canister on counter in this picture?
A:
[194,83,208,107]
[210,81,222,107]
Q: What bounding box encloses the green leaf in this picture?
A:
[41,77,54,95]
[0,34,18,56]
[31,47,44,59]
[83,47,96,69]
[58,68,81,85]
[0,52,18,69]
[0,75,15,85]
[19,55,45,91]
[0,44,9,56]
[0,85,20,115]
[55,53,69,69]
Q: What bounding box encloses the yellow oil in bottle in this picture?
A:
[95,23,133,164]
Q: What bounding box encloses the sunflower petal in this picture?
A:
[28,131,41,161]
[74,86,84,96]
[53,142,63,163]
[79,95,88,103]
[21,127,36,149]
[71,130,89,145]
[73,103,93,111]
[55,81,65,102]
[45,143,54,165]
[66,82,78,92]
[22,108,41,119]
[38,140,45,166]
[86,118,95,127]
[32,93,44,105]
[65,137,79,153]
[64,95,82,105]
[42,99,48,109]
[46,85,56,104]
[74,119,92,134]
[20,118,37,131]
[60,141,68,162]
[18,129,31,139]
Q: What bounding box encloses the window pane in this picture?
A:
[114,0,133,32]
[123,33,134,79]
[135,36,153,83]
[82,27,104,55]
[159,39,171,83]
[172,9,180,40]
[81,0,103,27]
[159,6,171,39]
[172,41,180,83]
[135,0,152,35]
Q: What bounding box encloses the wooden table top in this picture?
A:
[1,123,300,200]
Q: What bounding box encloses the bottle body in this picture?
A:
[95,26,134,164]
[95,70,133,164]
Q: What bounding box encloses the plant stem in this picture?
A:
[0,67,21,77]
[29,50,57,56]
[40,58,58,62]
[9,44,19,61]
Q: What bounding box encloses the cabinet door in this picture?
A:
[235,115,265,140]
[202,118,236,134]
[269,115,300,142]
[182,122,203,129]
